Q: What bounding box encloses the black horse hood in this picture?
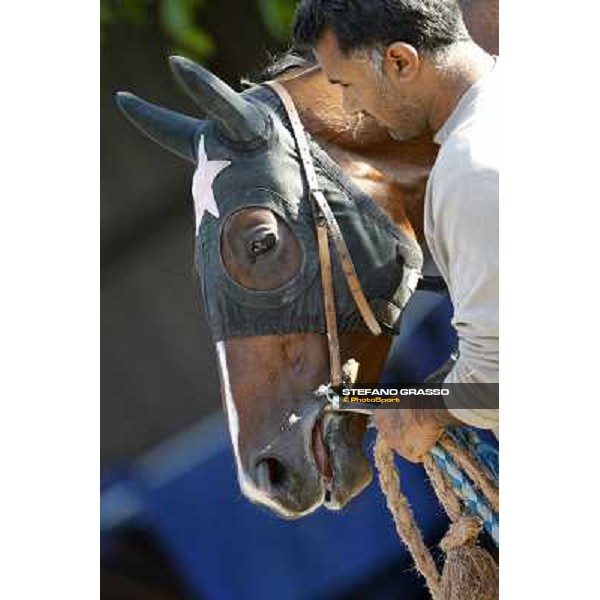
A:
[116,57,423,341]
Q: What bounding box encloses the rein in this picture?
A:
[264,81,382,387]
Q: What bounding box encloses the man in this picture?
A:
[293,0,498,461]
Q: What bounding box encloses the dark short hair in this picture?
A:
[293,0,470,55]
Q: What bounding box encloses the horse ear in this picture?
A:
[115,91,203,163]
[168,55,271,147]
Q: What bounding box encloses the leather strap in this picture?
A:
[310,188,382,336]
[263,81,382,387]
[316,218,342,386]
[264,81,382,328]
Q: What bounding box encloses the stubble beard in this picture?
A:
[376,74,428,142]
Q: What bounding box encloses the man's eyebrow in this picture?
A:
[328,77,342,85]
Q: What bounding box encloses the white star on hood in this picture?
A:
[192,135,231,232]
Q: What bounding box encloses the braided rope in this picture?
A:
[425,445,499,599]
[423,453,462,522]
[447,429,498,482]
[375,426,499,600]
[430,444,499,546]
[439,436,499,512]
[375,430,500,599]
[374,434,442,600]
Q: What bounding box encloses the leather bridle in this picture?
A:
[264,81,383,388]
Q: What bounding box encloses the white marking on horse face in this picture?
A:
[288,412,301,425]
[215,342,290,514]
[215,342,323,518]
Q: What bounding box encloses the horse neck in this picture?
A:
[281,69,437,243]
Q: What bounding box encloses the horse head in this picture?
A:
[116,56,423,518]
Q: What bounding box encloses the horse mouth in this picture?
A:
[311,416,334,488]
[311,412,372,510]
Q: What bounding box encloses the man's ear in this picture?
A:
[383,42,420,83]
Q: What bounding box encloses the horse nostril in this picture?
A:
[256,457,286,488]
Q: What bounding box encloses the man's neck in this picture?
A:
[427,43,495,134]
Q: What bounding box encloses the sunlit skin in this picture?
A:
[315,30,433,142]
[314,26,494,462]
[315,28,493,143]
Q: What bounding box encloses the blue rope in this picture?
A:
[430,429,499,547]
[447,427,499,482]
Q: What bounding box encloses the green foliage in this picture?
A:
[101,0,294,61]
[256,0,297,41]
[101,0,151,27]
[100,0,214,61]
[159,0,214,60]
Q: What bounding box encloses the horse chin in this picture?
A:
[319,412,373,511]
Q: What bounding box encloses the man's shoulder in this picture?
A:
[432,115,498,199]
[434,76,498,186]
[431,145,497,209]
[428,127,498,225]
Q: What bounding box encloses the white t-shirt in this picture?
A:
[424,60,499,432]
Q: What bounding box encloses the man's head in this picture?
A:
[293,0,471,141]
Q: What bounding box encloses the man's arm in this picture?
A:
[374,167,499,460]
[435,167,499,431]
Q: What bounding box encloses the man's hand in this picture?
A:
[374,404,460,463]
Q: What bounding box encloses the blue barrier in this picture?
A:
[102,416,451,599]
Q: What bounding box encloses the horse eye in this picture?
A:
[248,232,277,259]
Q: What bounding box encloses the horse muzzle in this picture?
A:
[318,411,372,510]
[247,402,372,518]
